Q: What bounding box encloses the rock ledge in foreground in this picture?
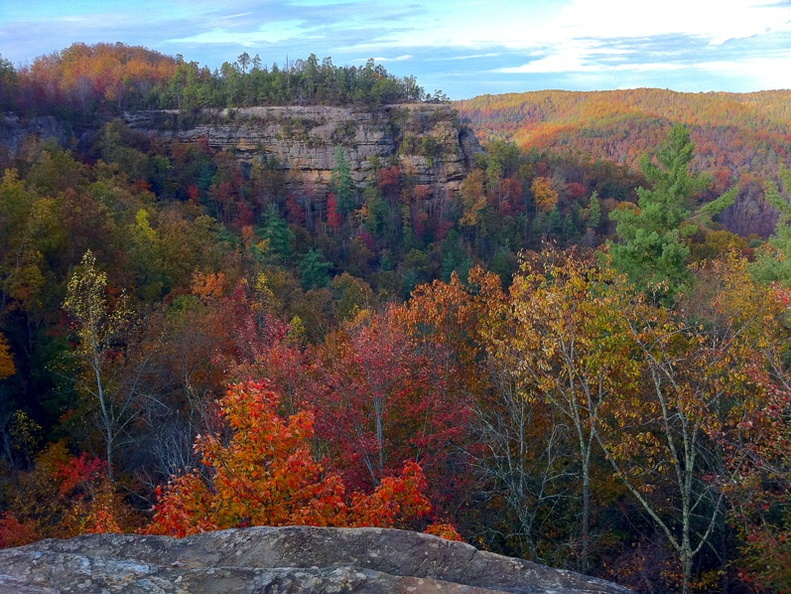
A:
[0,526,632,593]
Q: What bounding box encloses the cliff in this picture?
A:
[124,103,482,196]
[0,526,632,593]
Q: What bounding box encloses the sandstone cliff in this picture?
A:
[0,526,632,593]
[125,103,482,196]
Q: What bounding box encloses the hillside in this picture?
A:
[2,44,791,594]
[455,89,791,235]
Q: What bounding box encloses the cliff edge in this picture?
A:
[0,526,631,593]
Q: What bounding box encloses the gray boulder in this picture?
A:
[0,526,632,593]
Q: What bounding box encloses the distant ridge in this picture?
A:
[455,88,790,174]
[455,88,791,236]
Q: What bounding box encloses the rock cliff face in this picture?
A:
[0,526,631,593]
[0,114,70,155]
[125,103,482,196]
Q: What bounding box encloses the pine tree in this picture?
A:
[608,125,734,303]
[330,146,355,216]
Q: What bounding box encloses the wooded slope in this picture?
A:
[456,89,791,235]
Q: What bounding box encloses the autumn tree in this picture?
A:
[459,169,488,228]
[595,258,778,593]
[481,249,641,568]
[703,259,791,591]
[311,306,471,503]
[63,250,134,480]
[148,381,456,538]
[0,332,14,380]
[0,169,61,318]
[0,440,139,548]
[531,176,558,214]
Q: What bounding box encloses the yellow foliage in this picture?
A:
[530,177,558,213]
[0,332,14,379]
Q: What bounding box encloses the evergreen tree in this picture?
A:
[260,204,295,264]
[299,248,333,290]
[330,146,356,216]
[608,125,734,303]
[587,191,602,230]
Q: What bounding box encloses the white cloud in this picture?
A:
[697,55,791,90]
[3,0,791,94]
[169,19,310,46]
[369,54,413,62]
[552,0,791,44]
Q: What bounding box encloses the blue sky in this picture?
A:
[2,0,791,99]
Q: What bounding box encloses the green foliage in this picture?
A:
[5,45,428,119]
[330,146,356,216]
[608,125,732,303]
[260,205,295,264]
[587,191,601,229]
[0,54,19,111]
[3,54,791,593]
[749,166,791,285]
[299,249,333,290]
[440,230,472,283]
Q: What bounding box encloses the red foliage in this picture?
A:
[326,192,342,232]
[310,307,472,507]
[285,193,306,227]
[378,165,402,200]
[55,452,107,498]
[0,512,40,548]
[147,381,455,538]
[0,442,139,547]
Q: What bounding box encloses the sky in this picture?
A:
[2,0,791,100]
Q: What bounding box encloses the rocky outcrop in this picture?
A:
[125,104,482,195]
[0,114,70,154]
[0,526,631,593]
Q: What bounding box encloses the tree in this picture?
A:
[63,250,133,480]
[147,381,456,538]
[749,165,791,285]
[608,125,735,303]
[326,192,342,233]
[0,332,14,380]
[0,169,60,317]
[595,261,774,594]
[259,204,295,264]
[531,177,558,214]
[482,249,641,568]
[330,146,355,216]
[459,169,488,227]
[310,306,472,509]
[298,248,333,290]
[705,259,791,591]
[1,440,139,548]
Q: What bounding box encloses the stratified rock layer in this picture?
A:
[0,526,632,593]
[125,103,482,195]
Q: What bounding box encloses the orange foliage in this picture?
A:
[22,42,176,111]
[457,88,791,190]
[0,332,14,379]
[531,177,558,213]
[0,441,139,548]
[148,381,455,538]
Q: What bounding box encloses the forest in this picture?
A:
[0,42,431,123]
[1,44,790,594]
